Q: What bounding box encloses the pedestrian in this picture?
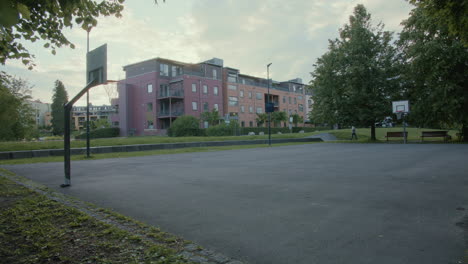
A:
[351,126,358,140]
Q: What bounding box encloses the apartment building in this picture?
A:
[72,104,115,130]
[115,57,306,136]
[27,100,51,127]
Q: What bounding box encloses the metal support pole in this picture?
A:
[267,63,272,146]
[86,29,91,157]
[62,106,72,187]
[403,113,407,144]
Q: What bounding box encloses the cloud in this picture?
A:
[0,0,413,105]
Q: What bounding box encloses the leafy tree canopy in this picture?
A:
[51,80,69,135]
[310,4,399,140]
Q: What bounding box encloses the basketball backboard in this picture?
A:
[86,44,107,84]
[392,100,409,113]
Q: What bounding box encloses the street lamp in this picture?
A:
[86,27,92,158]
[267,63,272,146]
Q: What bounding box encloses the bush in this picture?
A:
[75,127,120,139]
[205,122,240,136]
[168,115,204,137]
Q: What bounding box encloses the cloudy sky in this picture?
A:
[0,0,414,106]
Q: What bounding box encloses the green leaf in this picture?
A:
[69,43,75,49]
[17,4,30,20]
[43,43,50,48]
[51,50,56,55]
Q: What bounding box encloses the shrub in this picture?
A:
[168,115,203,137]
[205,121,240,136]
[75,127,120,139]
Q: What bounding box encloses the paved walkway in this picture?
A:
[3,143,468,264]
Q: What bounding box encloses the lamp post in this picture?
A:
[267,63,272,146]
[86,27,92,158]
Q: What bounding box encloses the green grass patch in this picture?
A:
[0,175,190,264]
[0,142,317,165]
[0,132,321,152]
[323,127,460,142]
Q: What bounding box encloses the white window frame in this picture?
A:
[214,104,219,111]
[214,86,219,95]
[212,69,217,79]
[249,106,253,113]
[241,105,245,113]
[147,84,153,93]
[240,90,244,98]
[160,64,169,76]
[256,107,263,114]
[192,102,198,111]
[203,85,208,94]
[192,83,197,93]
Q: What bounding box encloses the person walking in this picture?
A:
[351,126,358,140]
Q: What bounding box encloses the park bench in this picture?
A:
[385,131,407,142]
[420,131,451,142]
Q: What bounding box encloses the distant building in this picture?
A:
[27,100,51,127]
[305,88,314,124]
[72,104,115,130]
[115,57,307,136]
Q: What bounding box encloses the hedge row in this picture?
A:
[75,127,120,139]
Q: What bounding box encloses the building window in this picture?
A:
[308,99,312,106]
[192,102,198,111]
[172,66,181,77]
[214,86,219,95]
[294,97,297,104]
[228,96,238,106]
[213,69,217,79]
[203,85,208,94]
[147,120,154,129]
[299,104,304,112]
[240,90,244,98]
[256,93,262,100]
[203,102,209,112]
[298,96,303,100]
[289,97,292,104]
[160,63,169,76]
[147,84,153,93]
[248,92,252,99]
[147,102,153,112]
[228,84,237,90]
[256,107,262,114]
[241,105,245,113]
[214,104,219,111]
[228,73,237,83]
[249,106,253,113]
[283,96,286,103]
[241,121,245,127]
[192,83,197,92]
[249,121,253,127]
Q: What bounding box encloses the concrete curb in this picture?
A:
[0,138,322,160]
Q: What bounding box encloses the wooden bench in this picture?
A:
[421,131,451,142]
[385,131,407,142]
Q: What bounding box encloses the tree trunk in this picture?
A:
[370,124,376,141]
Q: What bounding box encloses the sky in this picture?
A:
[0,0,414,106]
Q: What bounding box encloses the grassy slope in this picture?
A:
[326,127,460,142]
[0,173,191,264]
[0,142,316,165]
[0,132,319,152]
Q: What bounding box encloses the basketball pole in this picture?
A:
[86,28,91,158]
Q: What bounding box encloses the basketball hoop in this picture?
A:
[396,111,403,120]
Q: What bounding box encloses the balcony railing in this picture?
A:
[158,110,184,117]
[158,89,184,98]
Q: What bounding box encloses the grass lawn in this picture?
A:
[0,171,192,264]
[0,132,320,152]
[325,127,460,142]
[0,142,317,165]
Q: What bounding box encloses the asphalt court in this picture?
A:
[3,143,468,264]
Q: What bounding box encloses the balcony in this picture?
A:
[157,89,184,99]
[158,110,184,118]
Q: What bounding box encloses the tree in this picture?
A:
[201,109,221,127]
[0,72,35,140]
[271,111,287,127]
[168,115,202,137]
[90,118,110,130]
[255,113,268,127]
[409,0,468,47]
[0,0,125,69]
[398,4,468,139]
[291,113,304,127]
[310,4,399,140]
[51,80,69,135]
